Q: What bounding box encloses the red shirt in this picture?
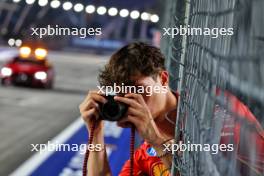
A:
[119,142,170,176]
[119,91,264,175]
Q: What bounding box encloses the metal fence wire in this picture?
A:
[161,0,264,175]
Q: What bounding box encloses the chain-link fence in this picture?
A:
[161,0,264,175]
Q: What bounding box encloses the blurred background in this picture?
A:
[0,0,163,176]
[0,0,162,51]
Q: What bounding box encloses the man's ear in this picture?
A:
[159,71,169,86]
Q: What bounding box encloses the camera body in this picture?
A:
[99,94,128,121]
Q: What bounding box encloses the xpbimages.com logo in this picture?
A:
[97,83,168,96]
[31,25,102,38]
[163,25,234,38]
[163,141,234,155]
[31,141,103,154]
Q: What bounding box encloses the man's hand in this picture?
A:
[114,93,165,146]
[79,90,106,135]
[79,90,112,176]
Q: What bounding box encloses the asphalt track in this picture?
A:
[0,49,108,175]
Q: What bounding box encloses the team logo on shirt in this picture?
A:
[146,147,157,156]
[151,162,170,176]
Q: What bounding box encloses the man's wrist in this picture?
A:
[151,135,174,147]
[148,135,166,147]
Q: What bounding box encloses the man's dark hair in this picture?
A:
[98,42,166,86]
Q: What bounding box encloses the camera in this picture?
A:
[99,94,128,121]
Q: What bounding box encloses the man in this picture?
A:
[79,42,176,175]
[79,42,264,176]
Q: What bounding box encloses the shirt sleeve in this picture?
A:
[119,147,145,176]
[118,158,143,176]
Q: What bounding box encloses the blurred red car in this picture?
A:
[0,46,54,89]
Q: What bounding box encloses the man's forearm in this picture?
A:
[87,132,112,176]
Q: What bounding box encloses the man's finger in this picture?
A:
[114,96,140,108]
[83,99,99,110]
[83,90,105,103]
[91,94,107,104]
[82,108,96,119]
[127,107,143,117]
[125,93,145,104]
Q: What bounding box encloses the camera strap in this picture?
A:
[130,126,135,176]
[82,122,135,176]
[82,120,97,176]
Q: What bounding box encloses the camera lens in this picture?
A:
[99,95,127,121]
[103,102,120,118]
